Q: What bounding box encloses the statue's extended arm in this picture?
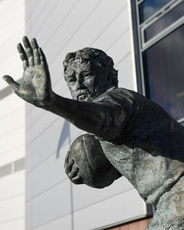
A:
[3,37,126,140]
[45,93,119,138]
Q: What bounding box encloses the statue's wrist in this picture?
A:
[37,90,56,109]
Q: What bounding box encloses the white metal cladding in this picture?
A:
[0,0,25,229]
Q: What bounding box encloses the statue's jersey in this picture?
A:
[94,87,184,205]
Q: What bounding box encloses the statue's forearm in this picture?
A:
[44,92,112,137]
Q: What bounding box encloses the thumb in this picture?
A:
[3,75,20,92]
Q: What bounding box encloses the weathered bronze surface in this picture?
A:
[3,37,184,230]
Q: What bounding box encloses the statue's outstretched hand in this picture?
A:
[3,36,52,107]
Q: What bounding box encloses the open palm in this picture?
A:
[3,36,52,107]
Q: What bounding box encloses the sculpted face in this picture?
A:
[64,59,108,101]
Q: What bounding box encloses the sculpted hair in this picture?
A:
[63,47,118,87]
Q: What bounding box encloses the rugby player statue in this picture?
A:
[3,37,184,230]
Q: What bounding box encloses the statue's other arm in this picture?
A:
[64,134,122,188]
[3,37,129,140]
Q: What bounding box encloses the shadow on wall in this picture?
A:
[56,120,71,158]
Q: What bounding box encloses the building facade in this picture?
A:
[0,0,184,229]
[0,0,26,229]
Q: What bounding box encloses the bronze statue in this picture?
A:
[3,36,184,230]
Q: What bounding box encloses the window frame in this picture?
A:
[140,0,184,50]
[131,0,184,122]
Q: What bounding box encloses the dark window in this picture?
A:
[139,0,172,23]
[132,0,184,121]
[143,25,184,120]
[144,1,184,41]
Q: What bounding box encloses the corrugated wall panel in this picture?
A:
[0,0,25,229]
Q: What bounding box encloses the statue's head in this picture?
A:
[63,48,118,101]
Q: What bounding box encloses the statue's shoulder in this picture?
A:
[93,88,142,113]
[95,87,138,103]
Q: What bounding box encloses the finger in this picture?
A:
[31,37,39,49]
[23,36,34,66]
[64,150,71,166]
[68,167,79,178]
[64,151,74,166]
[17,43,28,69]
[3,75,20,92]
[72,175,83,184]
[31,38,40,65]
[64,152,69,165]
[38,48,48,68]
[65,159,74,174]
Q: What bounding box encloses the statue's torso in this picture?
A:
[96,88,184,205]
[100,140,184,205]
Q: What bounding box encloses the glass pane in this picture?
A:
[143,25,184,120]
[139,0,172,23]
[145,1,184,41]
